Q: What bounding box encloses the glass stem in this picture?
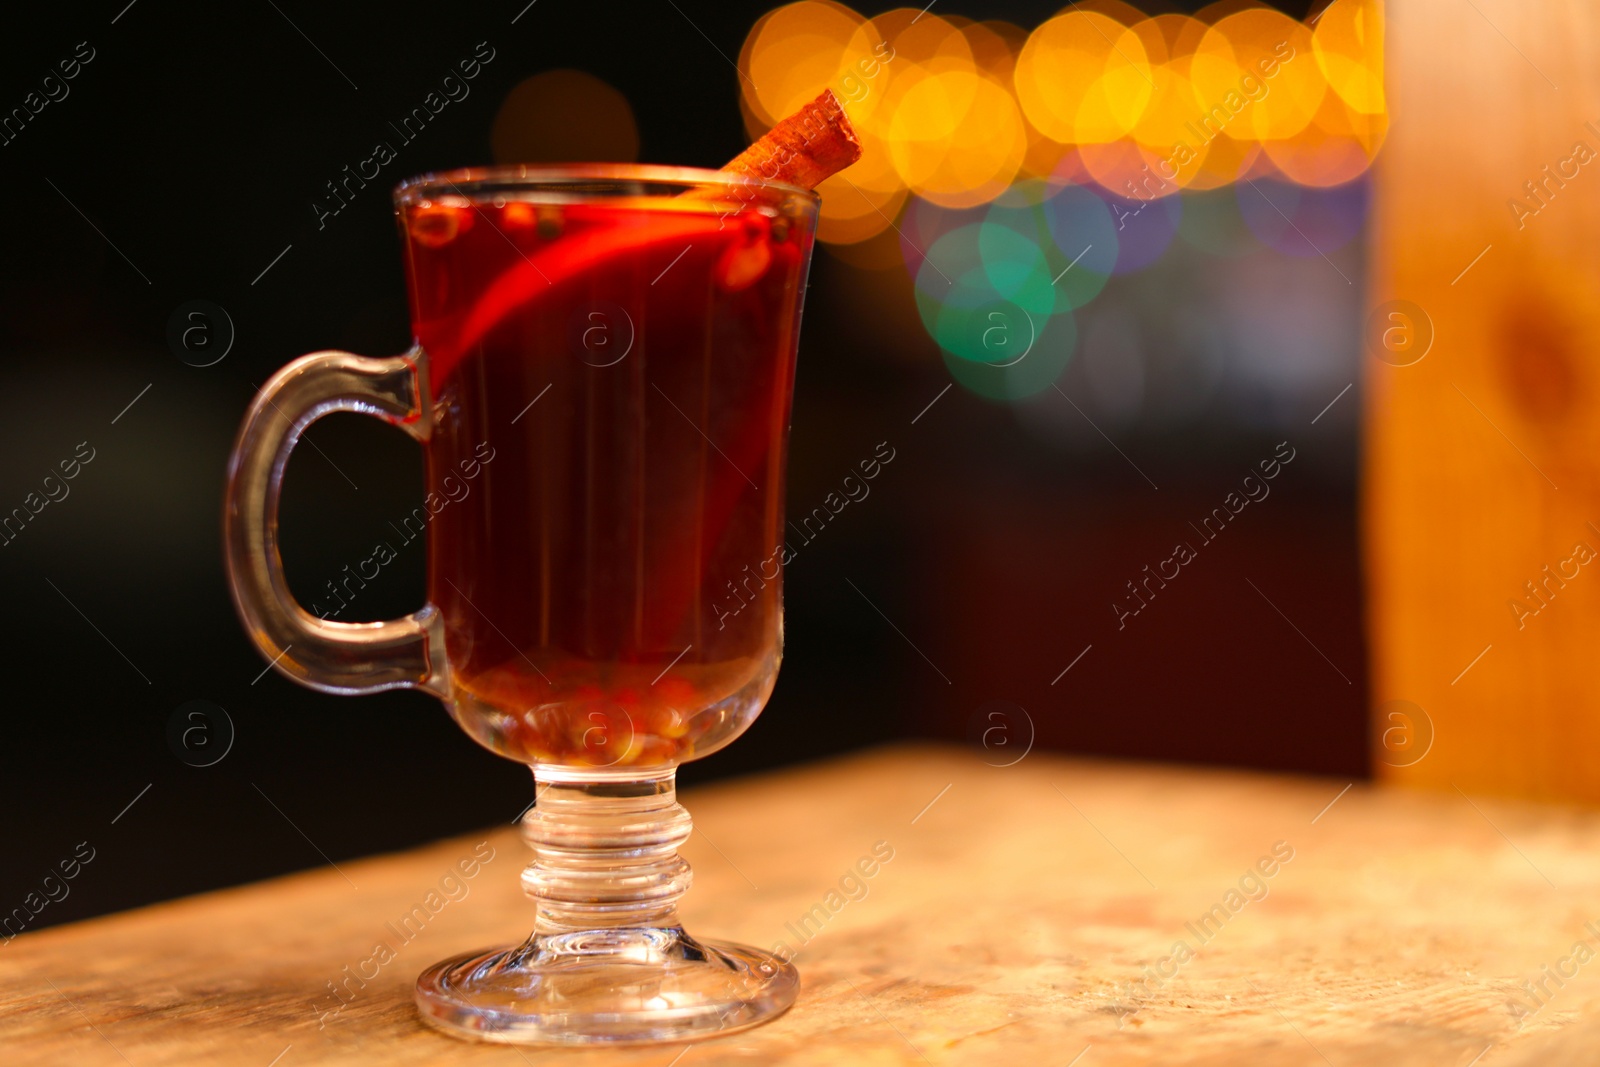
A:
[520,767,693,935]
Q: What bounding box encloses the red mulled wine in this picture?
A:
[398,182,814,767]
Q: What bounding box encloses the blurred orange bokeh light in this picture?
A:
[739,0,1386,243]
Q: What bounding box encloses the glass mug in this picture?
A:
[223,165,817,1045]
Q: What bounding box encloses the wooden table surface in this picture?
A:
[4,744,1599,1066]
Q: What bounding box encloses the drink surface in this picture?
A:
[400,193,811,768]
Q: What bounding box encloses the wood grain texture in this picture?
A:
[3,744,1599,1065]
[1366,0,1600,802]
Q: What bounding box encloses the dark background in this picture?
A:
[0,0,1357,933]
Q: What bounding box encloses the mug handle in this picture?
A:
[223,346,449,697]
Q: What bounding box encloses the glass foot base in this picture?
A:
[414,926,798,1046]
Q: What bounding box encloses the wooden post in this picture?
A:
[1367,0,1600,802]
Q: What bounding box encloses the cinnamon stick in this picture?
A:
[721,89,862,190]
